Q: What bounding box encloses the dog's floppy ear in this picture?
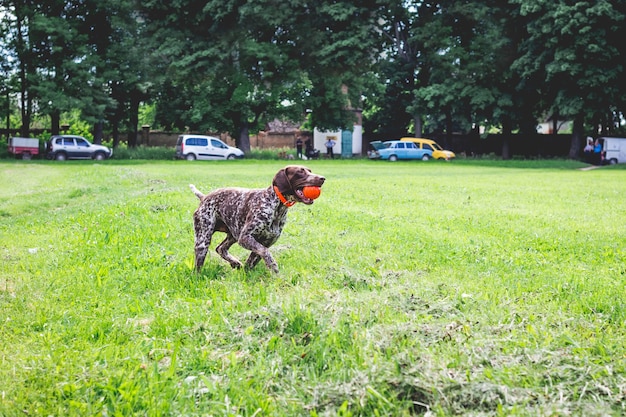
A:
[272,167,293,195]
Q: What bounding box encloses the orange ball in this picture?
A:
[302,186,321,199]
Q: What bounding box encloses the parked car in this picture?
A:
[8,137,40,159]
[46,135,113,161]
[368,140,433,161]
[175,135,244,160]
[400,137,455,160]
[598,137,626,165]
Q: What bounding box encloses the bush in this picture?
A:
[248,147,297,160]
[109,145,296,161]
[112,146,298,161]
[112,145,176,160]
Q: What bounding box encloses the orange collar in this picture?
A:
[274,186,296,207]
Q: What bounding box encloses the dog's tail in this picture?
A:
[189,184,205,200]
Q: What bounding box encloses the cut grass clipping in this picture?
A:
[1,159,625,416]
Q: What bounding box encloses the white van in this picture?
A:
[599,137,626,165]
[175,135,244,160]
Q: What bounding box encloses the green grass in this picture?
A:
[1,159,625,416]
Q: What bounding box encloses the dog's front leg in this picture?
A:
[244,253,262,270]
[238,235,279,273]
[193,214,213,272]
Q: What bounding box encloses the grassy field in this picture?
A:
[1,158,625,416]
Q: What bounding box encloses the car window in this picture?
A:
[55,138,63,145]
[406,142,417,149]
[211,139,226,148]
[63,138,75,146]
[76,138,89,147]
[187,138,207,146]
[431,142,443,150]
[423,143,434,151]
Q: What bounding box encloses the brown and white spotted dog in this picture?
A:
[189,165,325,273]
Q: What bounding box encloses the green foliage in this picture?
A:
[110,145,176,160]
[3,0,626,152]
[138,103,157,129]
[64,123,94,142]
[513,0,625,120]
[247,147,296,160]
[1,160,626,416]
[140,0,378,145]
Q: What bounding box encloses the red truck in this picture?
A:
[8,137,41,159]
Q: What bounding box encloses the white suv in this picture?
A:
[175,135,244,160]
[46,135,113,161]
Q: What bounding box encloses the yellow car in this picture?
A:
[400,137,455,160]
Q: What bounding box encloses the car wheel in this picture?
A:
[389,155,398,162]
[185,153,196,161]
[227,154,236,160]
[55,152,67,161]
[609,158,618,165]
[94,152,106,161]
[422,154,431,161]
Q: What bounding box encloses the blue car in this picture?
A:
[368,140,433,161]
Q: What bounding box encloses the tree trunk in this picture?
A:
[444,109,453,148]
[16,14,30,138]
[4,91,9,136]
[569,114,584,159]
[127,91,140,147]
[22,95,32,138]
[51,110,60,136]
[238,122,251,154]
[111,118,120,148]
[18,73,30,137]
[414,115,423,138]
[93,120,103,144]
[502,115,512,160]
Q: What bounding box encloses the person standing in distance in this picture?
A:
[296,136,303,159]
[325,137,336,159]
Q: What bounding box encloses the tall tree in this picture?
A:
[363,0,421,139]
[29,0,95,136]
[411,1,513,145]
[294,0,379,132]
[1,0,121,139]
[512,0,625,158]
[1,0,38,136]
[140,0,379,152]
[82,0,149,146]
[0,10,12,137]
[139,0,296,152]
[368,0,518,147]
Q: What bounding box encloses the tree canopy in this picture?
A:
[1,0,626,156]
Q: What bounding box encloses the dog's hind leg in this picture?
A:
[216,235,244,269]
